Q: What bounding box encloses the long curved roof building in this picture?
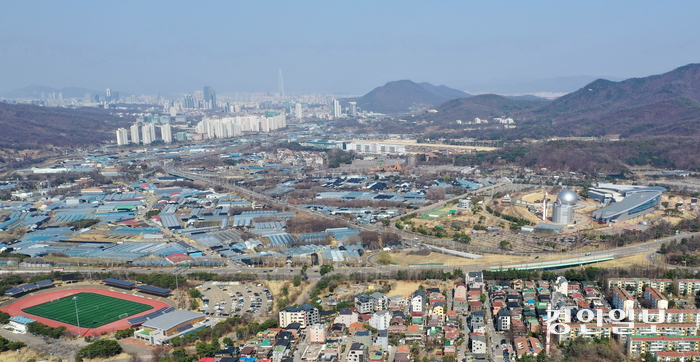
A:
[590,184,666,223]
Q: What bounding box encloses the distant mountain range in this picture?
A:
[351,80,470,114]
[427,63,700,139]
[462,75,612,95]
[0,102,133,149]
[2,85,102,99]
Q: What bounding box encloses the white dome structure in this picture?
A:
[557,189,578,205]
[553,189,577,224]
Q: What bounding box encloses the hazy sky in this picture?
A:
[1,1,699,95]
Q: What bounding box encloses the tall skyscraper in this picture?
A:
[116,128,129,146]
[278,69,285,97]
[295,103,302,120]
[130,124,140,144]
[183,94,195,109]
[204,86,216,109]
[331,99,342,119]
[142,123,156,145]
[160,124,172,143]
[194,91,204,108]
[106,88,111,97]
[348,102,357,117]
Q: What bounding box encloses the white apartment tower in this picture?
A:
[116,128,129,146]
[331,99,342,118]
[160,124,172,143]
[141,123,156,145]
[130,124,141,144]
[295,103,303,120]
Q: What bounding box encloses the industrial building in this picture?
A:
[590,184,666,224]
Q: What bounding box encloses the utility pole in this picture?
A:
[73,296,81,337]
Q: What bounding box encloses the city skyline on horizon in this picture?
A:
[1,1,699,95]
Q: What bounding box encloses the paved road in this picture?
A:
[4,231,695,280]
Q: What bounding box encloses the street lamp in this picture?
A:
[73,296,81,337]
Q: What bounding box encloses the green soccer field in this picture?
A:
[22,292,154,328]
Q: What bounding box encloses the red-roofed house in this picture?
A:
[166,253,193,264]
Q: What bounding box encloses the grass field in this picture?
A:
[22,292,153,328]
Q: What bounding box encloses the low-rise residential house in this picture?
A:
[444,325,460,341]
[430,305,444,320]
[370,292,388,311]
[308,323,327,344]
[513,337,529,359]
[348,322,366,335]
[411,290,427,313]
[347,343,366,362]
[468,311,485,333]
[511,279,524,291]
[374,330,389,351]
[406,324,423,341]
[272,340,290,362]
[367,345,384,362]
[496,309,511,331]
[334,308,359,327]
[552,275,568,296]
[394,346,411,362]
[387,296,407,311]
[426,326,441,340]
[467,290,482,302]
[445,311,459,326]
[369,310,391,331]
[353,330,372,349]
[454,283,468,300]
[355,294,375,314]
[279,304,319,328]
[470,334,487,354]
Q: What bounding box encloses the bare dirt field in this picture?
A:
[0,348,48,362]
[385,280,453,298]
[587,253,652,269]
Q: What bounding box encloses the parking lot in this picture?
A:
[197,281,272,319]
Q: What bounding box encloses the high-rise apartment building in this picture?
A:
[203,86,216,109]
[116,128,129,146]
[130,124,141,144]
[331,99,342,118]
[194,91,204,108]
[295,103,303,120]
[183,94,195,109]
[160,124,172,143]
[348,101,357,117]
[141,123,156,145]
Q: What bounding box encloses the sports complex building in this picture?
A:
[590,183,666,223]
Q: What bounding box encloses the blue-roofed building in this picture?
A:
[137,285,172,296]
[326,227,360,241]
[9,315,36,333]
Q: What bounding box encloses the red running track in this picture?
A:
[0,288,170,336]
